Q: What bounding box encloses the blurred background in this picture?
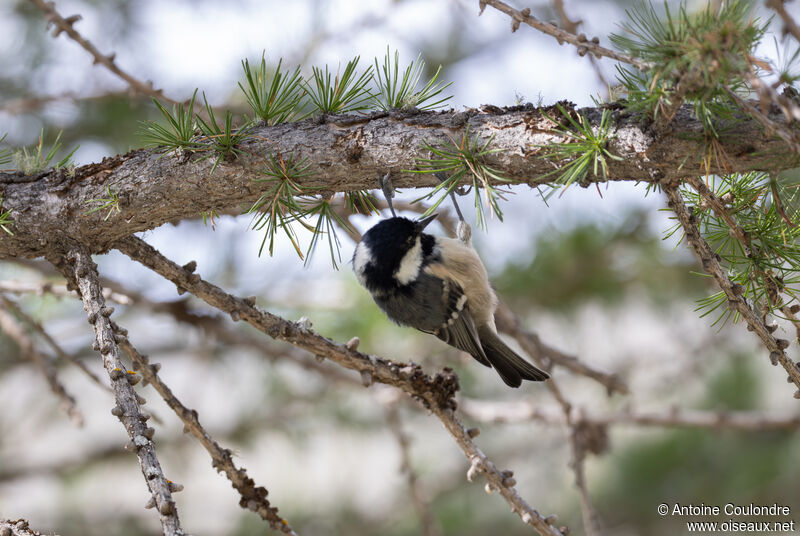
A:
[1,0,800,535]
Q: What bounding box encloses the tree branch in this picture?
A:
[102,279,363,387]
[549,0,612,90]
[0,278,133,304]
[766,0,800,44]
[114,235,564,535]
[0,291,108,390]
[685,175,800,337]
[0,519,59,536]
[495,303,628,395]
[27,0,179,105]
[0,298,83,426]
[725,85,800,154]
[383,398,441,536]
[478,0,648,69]
[0,105,788,259]
[115,333,296,534]
[49,244,184,536]
[663,183,800,397]
[460,398,800,431]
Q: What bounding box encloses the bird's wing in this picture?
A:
[371,272,490,367]
[426,278,491,368]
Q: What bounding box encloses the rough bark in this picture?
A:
[0,103,786,259]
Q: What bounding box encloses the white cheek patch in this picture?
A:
[353,242,372,285]
[395,237,422,285]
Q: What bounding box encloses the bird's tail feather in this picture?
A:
[478,327,549,388]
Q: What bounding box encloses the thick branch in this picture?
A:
[0,105,788,259]
[114,235,564,535]
[50,244,184,536]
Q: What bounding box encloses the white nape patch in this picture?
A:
[353,242,372,285]
[395,237,422,285]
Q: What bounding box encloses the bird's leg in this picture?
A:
[434,172,472,245]
[378,172,397,217]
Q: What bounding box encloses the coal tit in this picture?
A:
[352,214,549,387]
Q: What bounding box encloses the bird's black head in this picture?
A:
[353,214,438,292]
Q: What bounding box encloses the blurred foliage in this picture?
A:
[598,355,800,535]
[494,210,707,312]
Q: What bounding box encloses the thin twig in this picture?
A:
[484,300,604,534]
[663,183,800,395]
[49,244,184,536]
[0,300,83,426]
[27,0,180,106]
[0,279,134,304]
[725,84,800,154]
[115,334,297,535]
[384,398,441,536]
[567,415,603,536]
[0,90,131,115]
[494,310,604,534]
[478,0,648,70]
[460,398,800,430]
[494,303,628,395]
[0,276,360,387]
[550,0,611,90]
[685,175,800,337]
[544,377,603,536]
[765,0,800,44]
[114,235,564,535]
[0,292,108,390]
[101,278,362,387]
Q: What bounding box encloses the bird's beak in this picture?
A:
[415,213,438,232]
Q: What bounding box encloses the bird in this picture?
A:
[352,213,549,387]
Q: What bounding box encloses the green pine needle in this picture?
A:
[303,56,374,114]
[0,134,12,167]
[0,195,13,236]
[675,171,800,325]
[411,126,510,230]
[343,190,380,216]
[302,198,353,269]
[139,90,201,153]
[538,105,623,189]
[611,0,765,132]
[239,52,306,125]
[195,92,255,172]
[372,47,453,111]
[14,129,78,174]
[84,184,122,221]
[247,152,317,259]
[201,210,220,229]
